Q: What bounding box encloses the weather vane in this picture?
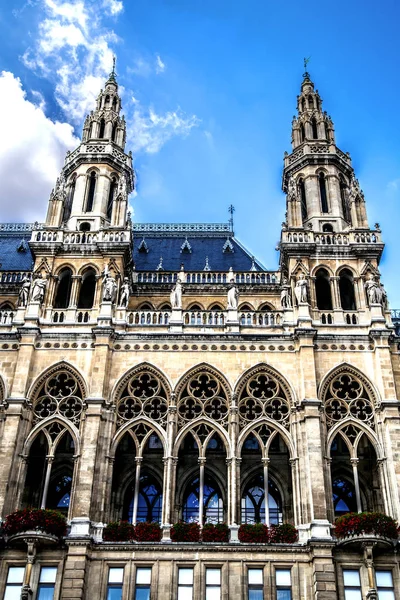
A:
[303,56,311,75]
[228,205,235,232]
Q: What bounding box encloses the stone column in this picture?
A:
[262,457,270,526]
[350,457,362,513]
[60,543,90,600]
[331,276,344,323]
[161,403,177,538]
[131,457,143,524]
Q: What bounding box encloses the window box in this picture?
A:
[103,521,135,542]
[3,509,67,540]
[238,523,298,544]
[202,523,230,543]
[133,522,162,542]
[171,522,201,543]
[334,512,399,543]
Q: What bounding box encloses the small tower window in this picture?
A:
[300,123,305,142]
[111,122,117,142]
[325,121,330,141]
[79,222,91,232]
[340,176,351,223]
[308,95,314,109]
[99,119,106,138]
[112,97,117,111]
[319,173,329,213]
[85,172,96,212]
[107,177,117,220]
[54,268,73,309]
[322,223,334,232]
[299,178,307,221]
[315,268,333,310]
[63,176,76,223]
[311,117,318,139]
[301,98,306,112]
[105,95,110,107]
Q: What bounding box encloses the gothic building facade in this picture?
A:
[0,67,399,600]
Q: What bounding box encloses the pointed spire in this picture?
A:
[107,55,117,85]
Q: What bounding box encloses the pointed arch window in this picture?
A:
[301,98,306,112]
[77,268,96,309]
[315,268,332,310]
[300,123,305,142]
[325,121,330,141]
[85,171,96,212]
[311,117,318,139]
[339,269,356,310]
[54,268,73,309]
[107,177,117,220]
[99,119,106,138]
[111,122,118,142]
[182,474,224,524]
[127,474,163,523]
[319,172,329,213]
[241,474,282,525]
[299,178,307,221]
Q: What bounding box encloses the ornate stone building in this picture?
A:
[0,66,399,600]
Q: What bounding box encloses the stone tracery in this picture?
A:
[323,371,375,429]
[237,370,291,429]
[177,371,229,428]
[32,369,85,426]
[116,370,169,428]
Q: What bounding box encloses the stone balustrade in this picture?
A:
[183,310,226,326]
[283,229,381,245]
[240,311,282,326]
[136,271,279,285]
[0,309,15,325]
[51,309,94,324]
[127,310,170,326]
[31,229,130,244]
[0,271,30,284]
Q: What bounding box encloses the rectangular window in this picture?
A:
[37,567,57,600]
[178,568,194,600]
[276,569,292,600]
[206,568,221,600]
[248,568,263,600]
[106,567,124,600]
[343,570,362,600]
[4,567,25,600]
[376,571,395,600]
[135,568,151,600]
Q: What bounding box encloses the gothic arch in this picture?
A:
[234,363,296,408]
[318,362,380,408]
[335,265,358,277]
[173,419,232,457]
[326,418,383,460]
[0,373,6,402]
[137,301,155,310]
[238,302,255,311]
[174,363,232,400]
[54,263,76,276]
[23,415,81,457]
[186,301,205,311]
[258,302,275,311]
[111,362,172,405]
[207,302,224,310]
[27,360,88,402]
[311,263,334,277]
[237,419,296,458]
[77,263,100,276]
[110,417,168,457]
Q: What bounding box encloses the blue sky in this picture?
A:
[0,0,399,303]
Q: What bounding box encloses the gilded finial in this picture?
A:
[303,56,311,78]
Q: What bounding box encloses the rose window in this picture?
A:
[323,373,374,429]
[33,370,85,425]
[238,372,290,428]
[116,371,168,428]
[177,372,228,428]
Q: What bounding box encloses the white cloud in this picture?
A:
[130,107,200,154]
[0,72,78,222]
[155,54,166,74]
[387,178,400,192]
[103,0,123,14]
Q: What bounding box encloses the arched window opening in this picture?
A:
[340,177,351,223]
[339,269,356,310]
[322,223,334,232]
[85,172,96,212]
[332,476,358,516]
[63,176,76,223]
[99,119,106,138]
[308,95,314,109]
[54,268,73,309]
[105,95,110,107]
[301,98,306,112]
[46,432,75,513]
[111,122,118,142]
[300,123,305,142]
[182,474,224,524]
[79,222,91,232]
[315,268,332,310]
[311,117,318,139]
[112,97,117,110]
[325,121,330,141]
[23,432,47,509]
[241,474,282,525]
[77,268,96,308]
[319,173,329,213]
[299,178,307,221]
[107,177,117,220]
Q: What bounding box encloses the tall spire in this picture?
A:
[107,55,117,84]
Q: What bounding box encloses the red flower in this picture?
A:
[202,523,230,543]
[103,521,135,542]
[238,523,298,544]
[3,509,66,538]
[335,512,399,540]
[133,522,162,542]
[171,522,201,542]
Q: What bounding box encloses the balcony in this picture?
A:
[282,229,382,246]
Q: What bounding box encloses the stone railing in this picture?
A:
[31,229,130,244]
[136,271,279,285]
[65,141,133,168]
[51,309,94,324]
[283,229,381,245]
[390,309,400,319]
[0,271,30,284]
[284,143,352,167]
[127,310,170,326]
[240,311,282,326]
[183,310,226,326]
[317,311,359,325]
[0,309,15,324]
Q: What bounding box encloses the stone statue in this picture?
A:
[170,280,183,309]
[102,272,117,303]
[31,274,47,304]
[18,276,31,307]
[294,274,308,305]
[288,176,297,199]
[280,279,292,309]
[117,175,127,200]
[364,273,383,305]
[119,277,130,307]
[227,282,239,310]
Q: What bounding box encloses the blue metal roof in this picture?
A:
[132,224,266,272]
[0,227,34,271]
